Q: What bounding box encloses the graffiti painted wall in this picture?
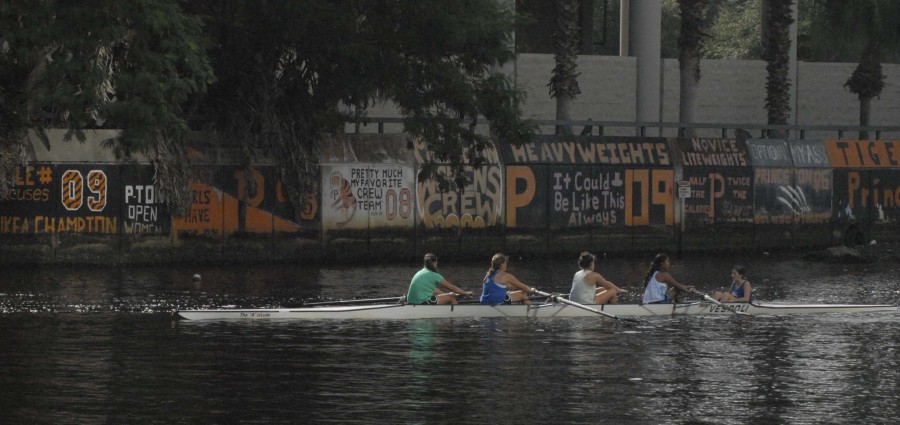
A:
[2,164,315,241]
[500,136,674,229]
[172,166,312,238]
[749,139,832,225]
[415,165,503,230]
[8,133,900,264]
[1,163,119,235]
[828,140,900,224]
[321,164,416,230]
[677,138,753,225]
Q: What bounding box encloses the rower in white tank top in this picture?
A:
[569,270,596,304]
[568,252,627,305]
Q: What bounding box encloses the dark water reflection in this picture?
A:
[1,254,899,424]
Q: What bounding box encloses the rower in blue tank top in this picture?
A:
[640,253,695,305]
[479,253,535,305]
[713,265,753,303]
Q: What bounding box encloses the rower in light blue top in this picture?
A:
[569,252,627,304]
[479,253,535,305]
[641,253,694,304]
[713,265,753,303]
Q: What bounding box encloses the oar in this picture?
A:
[691,290,752,316]
[302,296,404,307]
[534,290,637,322]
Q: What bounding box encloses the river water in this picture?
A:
[1,253,899,424]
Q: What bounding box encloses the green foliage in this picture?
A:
[2,0,212,149]
[191,0,534,204]
[705,0,762,59]
[763,0,794,126]
[0,0,212,211]
[801,0,900,63]
[678,0,709,83]
[845,40,885,100]
[549,0,582,99]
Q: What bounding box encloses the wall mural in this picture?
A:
[415,165,503,229]
[503,164,672,228]
[321,164,415,230]
[1,163,119,234]
[549,167,625,227]
[827,141,900,224]
[4,137,900,252]
[678,138,753,225]
[747,139,832,225]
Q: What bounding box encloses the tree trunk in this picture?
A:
[762,0,793,140]
[859,96,871,140]
[556,95,573,135]
[845,39,884,141]
[677,0,705,138]
[678,54,698,137]
[550,0,581,136]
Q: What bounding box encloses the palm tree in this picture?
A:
[812,1,900,139]
[677,0,707,138]
[549,0,581,136]
[845,40,884,140]
[761,0,794,139]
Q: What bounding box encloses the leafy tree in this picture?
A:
[677,0,708,136]
[0,0,213,214]
[704,0,762,59]
[549,0,581,135]
[762,0,794,138]
[189,0,534,208]
[821,0,900,138]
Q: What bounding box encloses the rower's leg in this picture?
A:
[508,291,532,305]
[436,292,458,305]
[594,289,617,305]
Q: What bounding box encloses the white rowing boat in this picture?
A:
[176,301,898,321]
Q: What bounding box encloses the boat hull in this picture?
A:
[177,302,898,321]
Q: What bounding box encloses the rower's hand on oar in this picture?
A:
[459,290,473,297]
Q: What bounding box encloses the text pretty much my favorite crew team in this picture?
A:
[406,253,752,307]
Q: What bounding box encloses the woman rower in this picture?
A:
[569,251,627,304]
[479,253,535,305]
[406,253,472,305]
[641,253,694,304]
[713,265,753,303]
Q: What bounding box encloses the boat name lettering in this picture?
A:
[708,305,749,313]
[240,312,271,318]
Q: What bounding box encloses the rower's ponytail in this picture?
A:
[643,253,668,289]
[486,253,507,277]
[424,253,439,272]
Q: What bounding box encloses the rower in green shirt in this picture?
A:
[406,253,472,305]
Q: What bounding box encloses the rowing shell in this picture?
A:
[176,301,898,321]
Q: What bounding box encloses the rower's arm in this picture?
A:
[659,272,692,292]
[736,281,752,302]
[505,275,534,294]
[596,273,627,293]
[439,279,472,296]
